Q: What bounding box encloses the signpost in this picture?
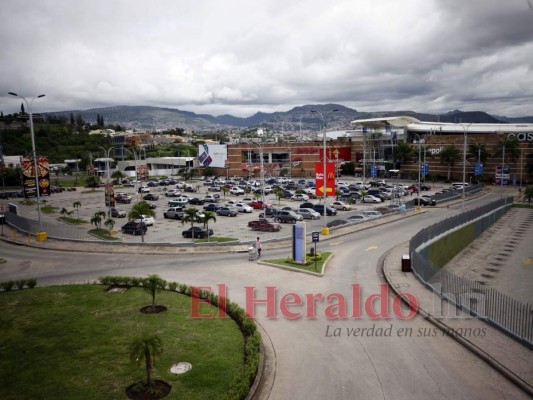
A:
[312,231,319,270]
[315,162,336,197]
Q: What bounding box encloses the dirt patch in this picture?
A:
[126,380,171,400]
[140,305,168,314]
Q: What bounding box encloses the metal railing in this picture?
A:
[409,197,532,347]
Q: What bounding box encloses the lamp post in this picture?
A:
[252,141,265,205]
[99,146,115,215]
[8,92,46,232]
[412,133,422,209]
[458,123,472,213]
[311,109,338,233]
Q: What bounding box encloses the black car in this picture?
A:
[188,197,205,205]
[137,200,157,209]
[182,226,214,239]
[203,203,221,212]
[299,202,316,209]
[313,205,338,216]
[413,197,432,206]
[121,221,147,235]
[143,193,159,201]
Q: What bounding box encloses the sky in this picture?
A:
[1,0,532,118]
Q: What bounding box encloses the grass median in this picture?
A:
[265,251,332,273]
[0,285,244,400]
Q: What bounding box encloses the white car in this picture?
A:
[230,187,245,195]
[165,189,180,197]
[297,208,320,220]
[242,197,254,203]
[330,201,351,210]
[234,202,253,213]
[291,193,309,201]
[139,186,150,193]
[347,214,368,223]
[362,210,383,219]
[134,214,155,226]
[362,195,382,203]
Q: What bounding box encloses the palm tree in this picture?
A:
[90,211,106,229]
[128,203,154,242]
[85,176,100,189]
[104,218,115,232]
[221,186,229,198]
[129,333,163,389]
[60,208,73,218]
[182,207,200,230]
[111,170,124,185]
[73,201,82,220]
[143,274,167,310]
[199,211,216,241]
[468,143,489,164]
[494,136,520,161]
[394,140,414,168]
[439,145,461,181]
[273,188,283,205]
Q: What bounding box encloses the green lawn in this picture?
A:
[0,285,244,400]
[265,252,332,274]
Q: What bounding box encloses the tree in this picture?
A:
[128,202,154,221]
[221,186,229,198]
[494,136,520,161]
[85,175,100,189]
[129,333,163,389]
[90,211,106,229]
[143,274,167,310]
[60,208,73,218]
[273,188,283,205]
[394,140,414,167]
[468,143,489,164]
[439,145,461,181]
[182,207,200,231]
[111,170,124,185]
[199,211,216,241]
[73,201,82,220]
[104,218,115,232]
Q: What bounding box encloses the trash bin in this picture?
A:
[36,231,48,241]
[0,214,5,225]
[401,254,411,272]
[431,200,436,206]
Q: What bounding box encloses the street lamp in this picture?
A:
[8,92,46,232]
[99,146,115,215]
[457,123,472,213]
[412,133,423,209]
[252,141,265,205]
[311,109,338,233]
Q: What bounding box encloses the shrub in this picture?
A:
[99,276,113,285]
[26,278,37,288]
[130,277,143,287]
[167,282,178,291]
[16,280,26,290]
[1,281,15,291]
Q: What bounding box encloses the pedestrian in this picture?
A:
[256,237,262,258]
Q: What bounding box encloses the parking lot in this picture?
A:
[3,178,451,244]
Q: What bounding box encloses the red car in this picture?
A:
[248,200,272,209]
[248,218,282,232]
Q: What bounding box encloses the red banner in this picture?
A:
[315,162,336,197]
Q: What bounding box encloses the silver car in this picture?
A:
[297,208,321,220]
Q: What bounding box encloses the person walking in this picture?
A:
[256,237,262,258]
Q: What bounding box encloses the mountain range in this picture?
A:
[47,104,533,132]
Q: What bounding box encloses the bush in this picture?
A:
[26,278,37,288]
[16,280,26,290]
[167,282,178,291]
[1,281,15,291]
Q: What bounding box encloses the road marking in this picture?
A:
[329,241,343,246]
[366,246,378,251]
[523,258,533,267]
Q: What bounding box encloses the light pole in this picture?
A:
[99,146,115,215]
[311,109,338,233]
[252,141,265,205]
[412,133,422,209]
[458,123,472,213]
[8,92,46,232]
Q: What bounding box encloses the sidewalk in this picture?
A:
[382,243,533,396]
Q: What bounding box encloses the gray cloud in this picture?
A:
[1,0,532,118]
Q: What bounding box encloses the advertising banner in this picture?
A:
[315,162,336,196]
[21,156,51,197]
[198,144,228,168]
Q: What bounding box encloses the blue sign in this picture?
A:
[419,163,429,176]
[474,163,484,176]
[370,164,377,178]
[312,231,320,243]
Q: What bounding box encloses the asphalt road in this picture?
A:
[0,192,528,400]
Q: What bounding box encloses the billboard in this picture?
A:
[21,156,51,197]
[198,144,227,168]
[495,166,510,185]
[315,162,336,197]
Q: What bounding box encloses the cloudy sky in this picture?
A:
[1,0,532,118]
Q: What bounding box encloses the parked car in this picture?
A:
[147,181,159,187]
[208,186,222,192]
[121,221,147,235]
[347,214,368,223]
[168,197,189,207]
[143,193,159,201]
[217,207,238,217]
[182,226,214,238]
[134,214,155,226]
[276,210,304,223]
[115,195,132,204]
[326,219,349,228]
[299,202,316,209]
[330,201,351,211]
[138,186,150,193]
[122,180,135,187]
[248,218,282,232]
[234,202,253,213]
[188,197,205,205]
[183,185,198,193]
[203,203,222,212]
[165,189,180,197]
[362,195,382,204]
[290,193,309,201]
[137,200,157,209]
[258,207,280,218]
[110,207,126,218]
[362,210,383,219]
[163,207,184,219]
[230,187,245,195]
[313,205,338,216]
[413,197,432,206]
[202,195,220,203]
[297,208,321,220]
[248,200,271,209]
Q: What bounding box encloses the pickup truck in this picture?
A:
[163,207,184,219]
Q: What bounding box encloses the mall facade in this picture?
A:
[218,117,533,184]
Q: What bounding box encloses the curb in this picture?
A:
[380,245,533,397]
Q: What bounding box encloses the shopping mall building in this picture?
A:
[220,117,533,184]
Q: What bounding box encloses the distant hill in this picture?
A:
[46,104,530,131]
